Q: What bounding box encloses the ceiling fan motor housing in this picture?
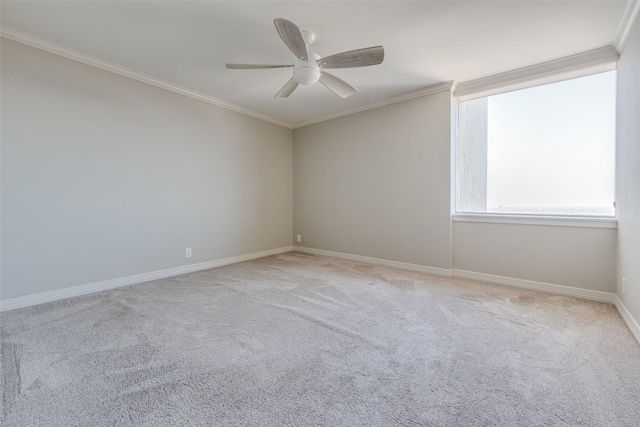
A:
[293,53,321,85]
[226,19,383,98]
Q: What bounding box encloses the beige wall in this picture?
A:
[293,92,452,269]
[453,221,616,292]
[293,87,616,294]
[1,39,293,300]
[616,17,640,323]
[2,32,628,306]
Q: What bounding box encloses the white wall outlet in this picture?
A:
[622,278,626,295]
[185,247,192,258]
[296,234,302,243]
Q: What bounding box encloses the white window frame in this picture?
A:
[451,47,619,228]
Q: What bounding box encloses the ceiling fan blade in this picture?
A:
[318,46,384,69]
[273,18,308,61]
[319,72,358,99]
[226,63,292,69]
[275,78,299,98]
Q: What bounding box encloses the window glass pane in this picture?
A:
[457,71,616,217]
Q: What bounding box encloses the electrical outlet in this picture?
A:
[296,234,302,243]
[622,278,626,295]
[185,247,192,258]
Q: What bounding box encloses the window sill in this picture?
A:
[452,213,618,229]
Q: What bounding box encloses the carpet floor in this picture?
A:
[2,252,639,426]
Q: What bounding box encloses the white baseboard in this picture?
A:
[293,246,452,277]
[293,246,617,304]
[615,295,640,346]
[0,246,293,312]
[452,269,616,304]
[5,246,637,347]
[297,246,634,344]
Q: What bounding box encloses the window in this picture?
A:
[456,70,617,218]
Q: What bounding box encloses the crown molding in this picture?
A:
[614,0,640,52]
[292,81,454,129]
[0,25,294,129]
[454,46,619,101]
[1,25,453,130]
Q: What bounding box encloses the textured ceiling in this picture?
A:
[0,1,632,127]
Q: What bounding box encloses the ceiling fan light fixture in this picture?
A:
[226,18,384,98]
[293,63,321,85]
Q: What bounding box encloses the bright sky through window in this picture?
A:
[485,71,616,216]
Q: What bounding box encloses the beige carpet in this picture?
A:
[2,251,639,426]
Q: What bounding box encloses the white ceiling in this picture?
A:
[0,1,632,127]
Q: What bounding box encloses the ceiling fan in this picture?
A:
[226,18,384,99]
